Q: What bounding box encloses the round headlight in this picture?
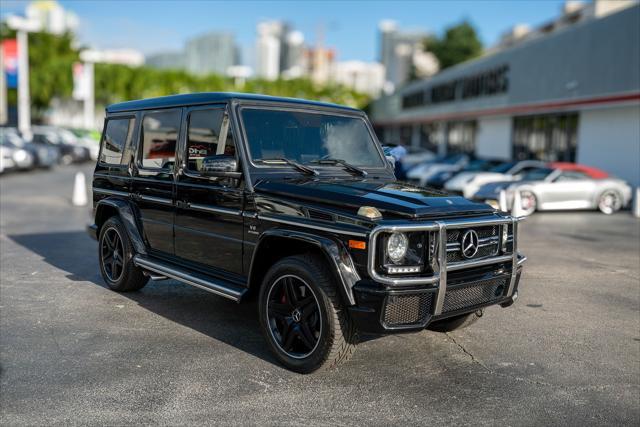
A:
[387,232,408,264]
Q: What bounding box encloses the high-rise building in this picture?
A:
[378,21,435,91]
[185,32,238,76]
[255,21,284,80]
[282,30,306,78]
[255,21,307,80]
[331,61,385,97]
[146,31,239,76]
[146,52,185,70]
[307,47,335,85]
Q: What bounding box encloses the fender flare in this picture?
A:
[95,198,147,255]
[249,228,361,305]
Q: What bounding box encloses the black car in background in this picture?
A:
[32,130,90,165]
[1,127,59,169]
[87,93,526,373]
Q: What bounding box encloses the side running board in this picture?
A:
[133,255,246,302]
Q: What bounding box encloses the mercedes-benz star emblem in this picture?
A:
[291,308,302,323]
[461,230,479,259]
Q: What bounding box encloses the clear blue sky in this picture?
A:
[5,0,567,63]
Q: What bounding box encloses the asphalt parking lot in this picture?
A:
[1,165,639,426]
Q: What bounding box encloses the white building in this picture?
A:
[331,61,385,97]
[255,21,285,80]
[378,20,437,92]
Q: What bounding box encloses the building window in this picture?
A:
[420,122,444,153]
[446,121,476,155]
[399,126,412,146]
[512,113,578,162]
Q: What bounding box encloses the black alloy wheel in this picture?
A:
[266,274,322,359]
[98,216,148,292]
[259,254,357,373]
[101,227,125,282]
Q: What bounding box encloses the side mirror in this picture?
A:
[201,155,242,178]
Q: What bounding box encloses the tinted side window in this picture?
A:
[140,110,181,169]
[187,108,236,173]
[100,118,134,165]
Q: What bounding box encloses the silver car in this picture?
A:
[444,160,547,198]
[474,167,632,215]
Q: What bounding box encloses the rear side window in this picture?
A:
[186,108,236,173]
[100,118,134,165]
[140,110,181,169]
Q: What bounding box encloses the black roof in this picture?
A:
[106,92,360,114]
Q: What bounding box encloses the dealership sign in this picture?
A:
[402,64,510,109]
[2,39,18,89]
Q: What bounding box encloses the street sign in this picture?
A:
[2,39,18,89]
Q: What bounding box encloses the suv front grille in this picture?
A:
[383,293,433,327]
[442,276,508,313]
[447,225,501,263]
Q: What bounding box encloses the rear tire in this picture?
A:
[98,216,149,292]
[258,254,357,373]
[428,310,482,332]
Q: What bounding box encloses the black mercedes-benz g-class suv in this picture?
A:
[88,93,526,373]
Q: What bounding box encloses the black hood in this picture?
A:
[254,178,495,218]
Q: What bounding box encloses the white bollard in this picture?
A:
[499,189,508,212]
[633,187,640,218]
[72,171,88,207]
[511,189,523,217]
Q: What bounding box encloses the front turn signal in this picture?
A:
[348,240,367,250]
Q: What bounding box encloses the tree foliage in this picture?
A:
[425,21,483,70]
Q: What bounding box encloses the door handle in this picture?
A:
[176,200,189,209]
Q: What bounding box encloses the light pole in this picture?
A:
[7,16,41,140]
[78,50,103,129]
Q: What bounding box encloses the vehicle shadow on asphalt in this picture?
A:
[8,231,284,369]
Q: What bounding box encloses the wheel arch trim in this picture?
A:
[94,197,147,255]
[248,229,360,305]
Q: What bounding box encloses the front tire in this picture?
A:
[519,190,537,216]
[98,216,149,292]
[598,190,622,214]
[258,254,357,373]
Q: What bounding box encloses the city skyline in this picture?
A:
[1,0,567,65]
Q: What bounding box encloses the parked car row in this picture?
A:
[388,149,633,216]
[0,126,99,174]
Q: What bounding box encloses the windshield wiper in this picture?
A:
[310,158,368,177]
[255,158,319,176]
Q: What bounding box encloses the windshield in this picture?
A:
[521,168,554,181]
[441,154,467,164]
[490,162,515,173]
[241,108,385,168]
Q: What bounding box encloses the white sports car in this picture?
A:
[444,160,548,199]
[473,166,632,216]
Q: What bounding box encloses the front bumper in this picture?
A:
[349,258,525,334]
[349,213,525,334]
